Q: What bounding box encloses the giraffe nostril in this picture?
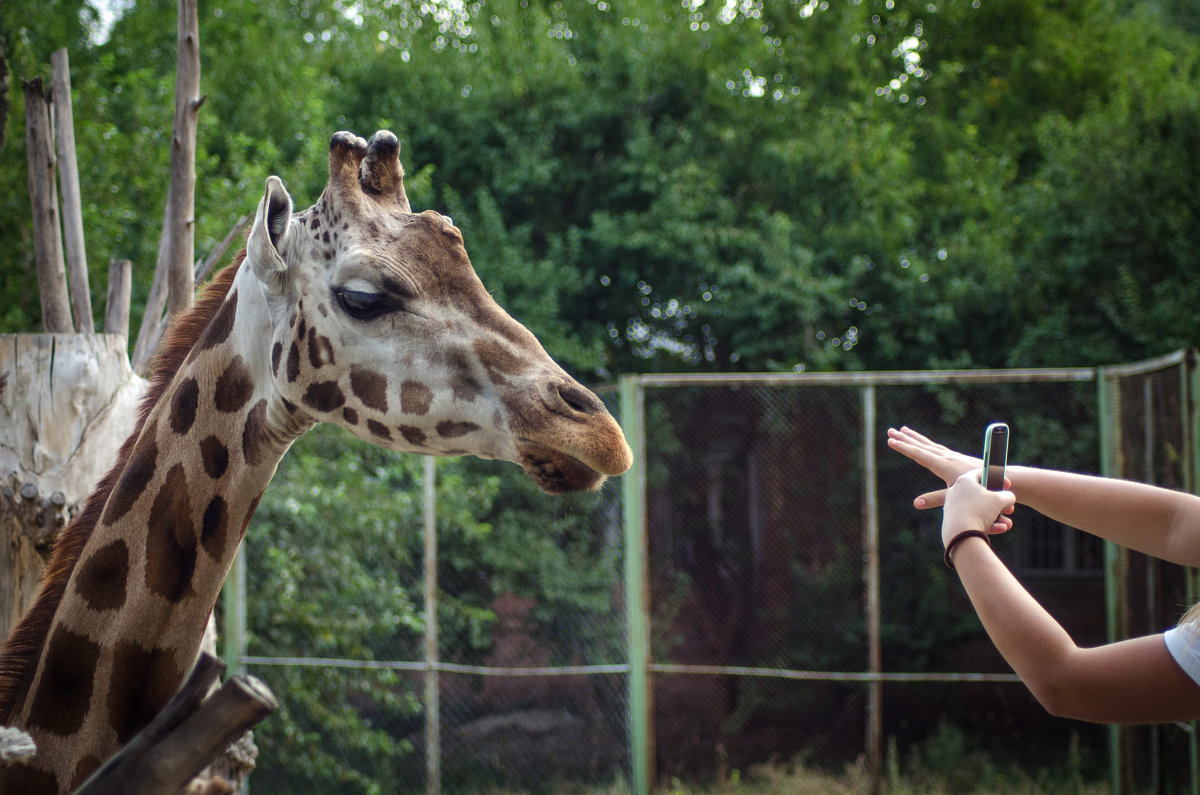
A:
[555,383,603,416]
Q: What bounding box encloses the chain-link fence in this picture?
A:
[223,350,1200,793]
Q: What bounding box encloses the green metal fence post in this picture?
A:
[862,385,882,795]
[620,375,651,795]
[222,546,246,677]
[1183,351,1200,795]
[423,454,441,795]
[1097,366,1125,794]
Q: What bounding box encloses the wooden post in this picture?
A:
[132,0,204,373]
[22,78,73,334]
[51,48,94,333]
[164,0,201,319]
[104,259,132,340]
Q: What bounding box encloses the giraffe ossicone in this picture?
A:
[0,129,631,793]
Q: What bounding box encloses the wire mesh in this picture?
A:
[227,352,1199,793]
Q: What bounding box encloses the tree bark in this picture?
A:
[51,48,94,334]
[0,334,147,641]
[132,0,204,374]
[23,78,72,334]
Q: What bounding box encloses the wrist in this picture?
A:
[944,529,991,569]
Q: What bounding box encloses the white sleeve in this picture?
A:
[1164,621,1200,686]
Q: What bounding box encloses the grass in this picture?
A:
[478,722,1107,795]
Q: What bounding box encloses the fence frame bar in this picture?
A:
[620,375,652,795]
[423,455,440,795]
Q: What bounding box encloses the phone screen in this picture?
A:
[980,423,1009,491]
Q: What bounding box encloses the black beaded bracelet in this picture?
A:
[944,529,991,569]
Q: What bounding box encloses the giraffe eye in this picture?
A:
[334,288,399,320]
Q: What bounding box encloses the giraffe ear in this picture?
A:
[247,176,292,287]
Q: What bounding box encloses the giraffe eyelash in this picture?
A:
[332,288,404,321]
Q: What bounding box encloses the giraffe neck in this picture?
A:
[1,264,311,793]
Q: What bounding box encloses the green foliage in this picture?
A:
[241,425,625,790]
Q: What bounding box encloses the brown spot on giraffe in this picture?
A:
[307,327,336,369]
[2,764,59,792]
[242,400,269,467]
[351,366,389,412]
[473,338,526,385]
[194,289,238,353]
[366,419,391,440]
[400,380,432,415]
[106,641,182,745]
[451,372,484,403]
[343,406,360,425]
[302,380,346,413]
[201,496,229,559]
[26,626,100,736]
[169,377,199,435]
[399,425,427,446]
[144,464,197,603]
[102,426,158,527]
[436,420,481,439]
[286,341,301,382]
[200,436,229,479]
[213,355,254,413]
[271,341,283,376]
[73,539,130,612]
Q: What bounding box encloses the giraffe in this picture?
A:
[0,130,632,793]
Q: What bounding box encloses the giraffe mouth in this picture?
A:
[516,441,609,494]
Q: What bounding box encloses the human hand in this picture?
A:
[941,472,1015,547]
[887,426,990,509]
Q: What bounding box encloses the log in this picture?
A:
[23,78,72,334]
[74,653,277,795]
[51,48,94,334]
[0,334,147,640]
[132,0,204,374]
[104,259,132,340]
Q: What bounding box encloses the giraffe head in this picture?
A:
[245,130,631,492]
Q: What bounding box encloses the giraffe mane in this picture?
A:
[0,254,246,722]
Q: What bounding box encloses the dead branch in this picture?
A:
[52,48,94,333]
[23,78,72,333]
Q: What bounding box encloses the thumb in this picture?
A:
[914,489,947,510]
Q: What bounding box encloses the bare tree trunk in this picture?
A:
[0,334,147,641]
[23,78,72,334]
[132,0,204,374]
[51,48,94,334]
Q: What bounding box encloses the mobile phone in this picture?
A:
[980,422,1009,491]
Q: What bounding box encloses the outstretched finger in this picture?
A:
[913,489,947,510]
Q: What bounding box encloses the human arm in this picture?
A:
[943,474,1200,723]
[887,426,1200,566]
